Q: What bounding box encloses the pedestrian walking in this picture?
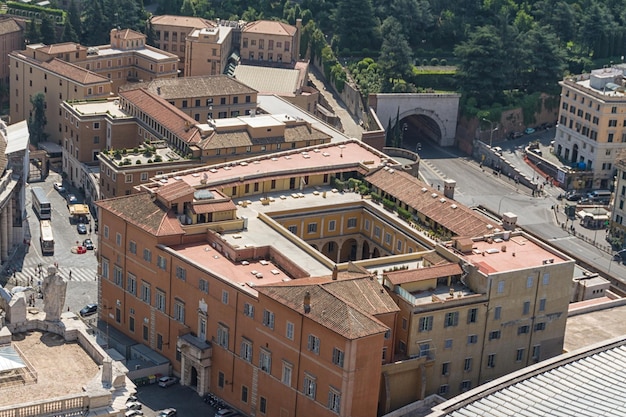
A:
[69,270,72,280]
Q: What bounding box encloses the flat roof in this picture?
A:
[461,234,568,274]
[0,330,99,408]
[67,100,128,118]
[156,140,393,189]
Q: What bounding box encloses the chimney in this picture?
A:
[332,265,338,280]
[304,291,311,314]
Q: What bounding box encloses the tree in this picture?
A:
[81,0,107,45]
[378,17,413,91]
[39,14,57,45]
[68,0,82,38]
[180,0,196,16]
[519,26,566,93]
[454,25,508,106]
[28,93,47,146]
[25,19,41,44]
[61,19,79,43]
[334,0,380,54]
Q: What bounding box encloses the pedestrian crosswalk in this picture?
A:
[7,265,97,286]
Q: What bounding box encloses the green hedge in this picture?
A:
[7,1,65,17]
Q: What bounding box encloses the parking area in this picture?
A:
[133,383,221,417]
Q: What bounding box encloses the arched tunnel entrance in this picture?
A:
[396,114,443,151]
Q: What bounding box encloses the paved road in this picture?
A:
[2,169,98,314]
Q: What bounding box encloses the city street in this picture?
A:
[2,168,98,314]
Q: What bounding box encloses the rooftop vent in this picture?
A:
[431,193,438,198]
[451,204,457,209]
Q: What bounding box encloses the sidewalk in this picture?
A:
[552,203,613,254]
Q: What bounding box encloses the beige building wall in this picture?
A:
[184,26,233,77]
[240,20,301,65]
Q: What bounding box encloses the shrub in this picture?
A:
[135,160,142,164]
[382,198,395,210]
[430,58,439,66]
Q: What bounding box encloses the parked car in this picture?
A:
[524,127,536,135]
[158,376,178,388]
[77,223,87,234]
[157,408,177,417]
[53,182,66,193]
[82,238,94,250]
[510,131,523,139]
[492,146,503,155]
[565,192,584,202]
[126,402,142,411]
[215,409,239,417]
[614,249,626,263]
[125,410,143,417]
[66,193,78,205]
[126,396,138,403]
[79,303,97,317]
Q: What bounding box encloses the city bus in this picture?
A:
[31,186,51,220]
[39,220,54,255]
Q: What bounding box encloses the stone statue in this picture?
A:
[42,265,67,321]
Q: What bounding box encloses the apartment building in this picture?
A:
[128,75,258,121]
[149,15,217,75]
[9,28,178,143]
[184,25,234,76]
[240,20,301,65]
[0,17,24,95]
[555,67,626,190]
[95,138,576,415]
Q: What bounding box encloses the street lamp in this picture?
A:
[482,118,498,148]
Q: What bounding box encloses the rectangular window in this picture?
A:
[467,334,478,344]
[141,282,151,304]
[307,335,320,354]
[174,301,185,323]
[101,258,109,279]
[534,322,546,331]
[419,316,433,332]
[263,310,275,329]
[328,220,336,231]
[217,323,229,348]
[307,223,318,233]
[282,361,292,386]
[287,225,297,234]
[156,290,165,312]
[374,226,381,238]
[442,362,450,375]
[489,330,501,340]
[286,321,294,340]
[526,276,534,288]
[259,349,271,373]
[303,374,316,399]
[542,273,550,285]
[218,372,224,388]
[347,217,357,228]
[157,256,167,270]
[127,273,136,295]
[532,345,541,361]
[143,325,148,341]
[259,397,267,414]
[487,353,496,368]
[243,302,255,318]
[467,308,478,323]
[199,279,208,293]
[175,266,186,281]
[241,386,248,403]
[494,306,502,320]
[516,348,525,362]
[114,265,123,286]
[518,325,529,335]
[439,385,449,395]
[328,387,341,413]
[444,339,453,349]
[539,298,546,312]
[523,301,531,315]
[463,358,472,372]
[332,348,344,367]
[129,241,137,254]
[240,339,252,362]
[104,225,109,239]
[497,281,505,293]
[143,249,152,262]
[444,312,459,327]
[222,290,229,304]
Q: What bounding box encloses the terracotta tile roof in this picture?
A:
[131,75,257,99]
[156,180,195,201]
[36,42,83,54]
[366,169,498,238]
[321,277,400,316]
[0,18,23,35]
[119,88,203,144]
[150,15,216,29]
[256,280,389,339]
[385,263,463,286]
[96,192,184,236]
[197,123,330,150]
[192,200,237,214]
[243,20,297,36]
[38,58,110,85]
[113,29,144,40]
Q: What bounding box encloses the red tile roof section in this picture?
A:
[192,200,237,214]
[40,58,110,85]
[243,20,297,36]
[385,263,463,286]
[366,169,498,238]
[119,88,203,144]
